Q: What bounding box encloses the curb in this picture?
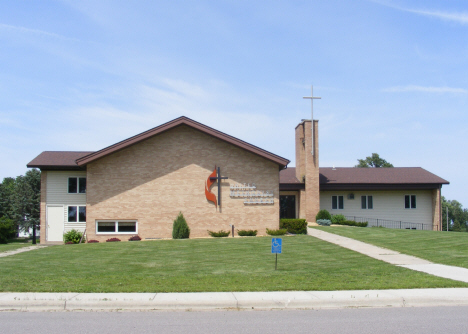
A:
[2,289,468,311]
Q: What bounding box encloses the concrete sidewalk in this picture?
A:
[308,227,468,283]
[0,245,48,258]
[2,289,468,311]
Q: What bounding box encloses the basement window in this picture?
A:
[96,221,138,234]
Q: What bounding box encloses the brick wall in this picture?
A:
[86,125,281,241]
[294,120,320,223]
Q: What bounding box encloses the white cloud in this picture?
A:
[383,85,468,94]
[370,1,468,25]
[404,8,468,25]
[0,23,78,41]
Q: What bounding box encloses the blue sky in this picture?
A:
[1,0,467,206]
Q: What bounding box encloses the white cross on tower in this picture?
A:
[303,85,321,156]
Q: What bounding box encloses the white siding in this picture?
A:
[320,190,433,227]
[46,171,87,232]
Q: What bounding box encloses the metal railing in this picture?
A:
[339,215,432,231]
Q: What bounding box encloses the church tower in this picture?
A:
[295,119,320,222]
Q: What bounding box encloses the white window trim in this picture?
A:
[96,220,138,234]
[361,195,373,210]
[331,195,344,210]
[67,205,86,223]
[405,195,417,209]
[68,177,87,194]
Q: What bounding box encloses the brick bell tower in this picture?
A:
[295,120,320,223]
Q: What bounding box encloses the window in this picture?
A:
[361,196,373,209]
[68,206,86,222]
[68,177,86,194]
[332,195,344,210]
[96,221,138,234]
[405,195,416,209]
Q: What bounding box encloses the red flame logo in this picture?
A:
[205,167,217,208]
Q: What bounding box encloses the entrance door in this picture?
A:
[280,195,296,219]
[47,206,64,242]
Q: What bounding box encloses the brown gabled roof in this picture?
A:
[28,117,290,170]
[27,151,94,170]
[75,116,289,168]
[279,167,449,191]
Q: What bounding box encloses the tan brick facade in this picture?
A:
[294,120,320,223]
[86,125,281,241]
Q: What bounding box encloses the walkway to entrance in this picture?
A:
[308,227,468,283]
[0,245,48,258]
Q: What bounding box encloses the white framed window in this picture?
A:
[96,220,138,234]
[68,177,87,194]
[361,195,373,209]
[405,195,416,209]
[332,195,344,210]
[68,206,86,222]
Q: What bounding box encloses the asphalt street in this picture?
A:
[2,306,468,334]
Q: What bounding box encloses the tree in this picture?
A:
[172,212,190,239]
[441,197,468,232]
[0,217,15,244]
[0,177,16,219]
[356,153,394,168]
[12,169,41,243]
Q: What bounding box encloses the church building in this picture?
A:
[28,116,448,243]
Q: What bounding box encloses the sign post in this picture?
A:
[271,238,282,270]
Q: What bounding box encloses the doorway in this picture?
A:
[46,206,64,242]
[280,195,296,219]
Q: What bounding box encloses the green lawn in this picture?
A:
[0,236,467,292]
[313,226,468,268]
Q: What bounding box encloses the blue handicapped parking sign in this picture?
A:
[271,238,282,254]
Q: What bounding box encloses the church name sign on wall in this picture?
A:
[230,183,274,205]
[205,166,274,208]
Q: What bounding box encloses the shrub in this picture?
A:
[316,209,331,221]
[208,230,230,237]
[280,219,307,234]
[88,240,99,243]
[317,219,331,226]
[172,212,190,239]
[331,214,346,224]
[65,241,74,245]
[63,229,84,244]
[106,238,121,242]
[237,229,257,236]
[266,228,287,236]
[0,217,15,244]
[129,235,141,241]
[333,220,368,227]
